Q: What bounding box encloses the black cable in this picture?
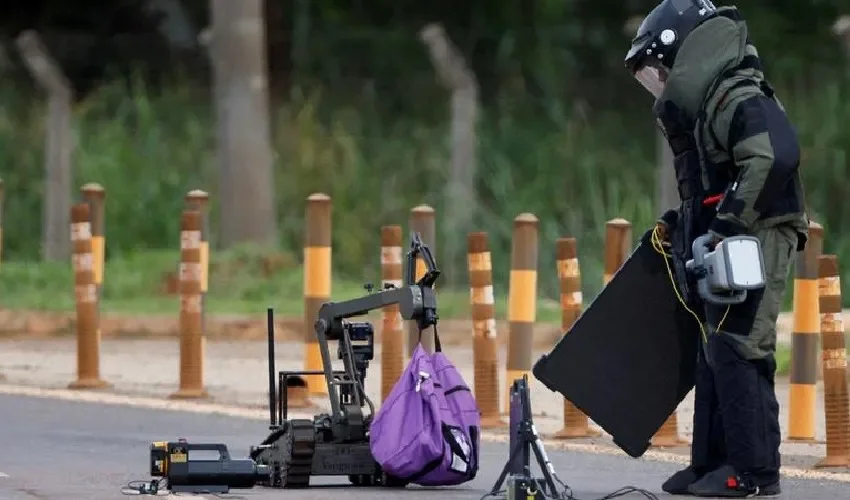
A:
[481,489,507,499]
[593,486,659,499]
[120,478,168,495]
[479,481,659,500]
[120,480,246,498]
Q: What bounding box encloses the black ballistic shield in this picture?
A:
[533,234,700,458]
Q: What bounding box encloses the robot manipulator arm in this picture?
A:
[315,231,440,340]
[310,232,440,420]
[406,231,440,289]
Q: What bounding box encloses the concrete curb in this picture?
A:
[3,382,849,484]
[0,383,271,421]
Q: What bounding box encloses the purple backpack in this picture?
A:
[369,330,480,486]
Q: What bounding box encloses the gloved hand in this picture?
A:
[642,209,678,249]
[653,100,696,156]
[706,231,723,250]
[655,209,679,243]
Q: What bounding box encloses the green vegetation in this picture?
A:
[0,246,563,323]
[1,3,845,382]
[0,247,802,375]
[775,346,792,378]
[1,5,849,311]
[1,69,848,310]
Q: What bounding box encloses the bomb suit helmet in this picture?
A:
[624,0,719,98]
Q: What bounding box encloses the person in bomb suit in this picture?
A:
[624,0,809,497]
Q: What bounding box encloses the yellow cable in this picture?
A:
[649,225,730,344]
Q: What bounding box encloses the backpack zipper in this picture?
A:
[415,372,430,392]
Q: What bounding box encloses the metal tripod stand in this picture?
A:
[489,375,566,499]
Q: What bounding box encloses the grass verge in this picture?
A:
[0,248,824,377]
[776,344,791,376]
[0,247,563,323]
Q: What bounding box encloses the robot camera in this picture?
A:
[342,321,375,362]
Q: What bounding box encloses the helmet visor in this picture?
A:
[633,65,667,99]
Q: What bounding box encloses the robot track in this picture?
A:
[252,419,316,488]
[279,419,315,487]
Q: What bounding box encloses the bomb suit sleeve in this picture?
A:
[705,91,802,239]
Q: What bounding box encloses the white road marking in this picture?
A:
[0,472,10,478]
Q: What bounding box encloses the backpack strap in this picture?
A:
[418,323,443,352]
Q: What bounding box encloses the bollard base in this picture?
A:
[814,455,850,468]
[68,378,111,390]
[168,388,211,400]
[552,425,603,440]
[650,435,690,448]
[786,436,821,444]
[480,415,507,429]
[286,386,316,410]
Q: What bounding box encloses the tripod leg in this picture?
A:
[489,438,528,495]
[530,433,562,497]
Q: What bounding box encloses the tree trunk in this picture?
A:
[210,0,278,248]
[16,31,73,262]
[420,24,479,286]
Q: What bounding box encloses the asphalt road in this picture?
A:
[0,394,846,500]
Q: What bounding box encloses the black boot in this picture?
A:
[668,343,725,496]
[662,466,702,495]
[687,465,781,497]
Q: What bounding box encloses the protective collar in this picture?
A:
[653,7,749,122]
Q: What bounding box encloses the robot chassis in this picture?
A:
[249,232,441,488]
